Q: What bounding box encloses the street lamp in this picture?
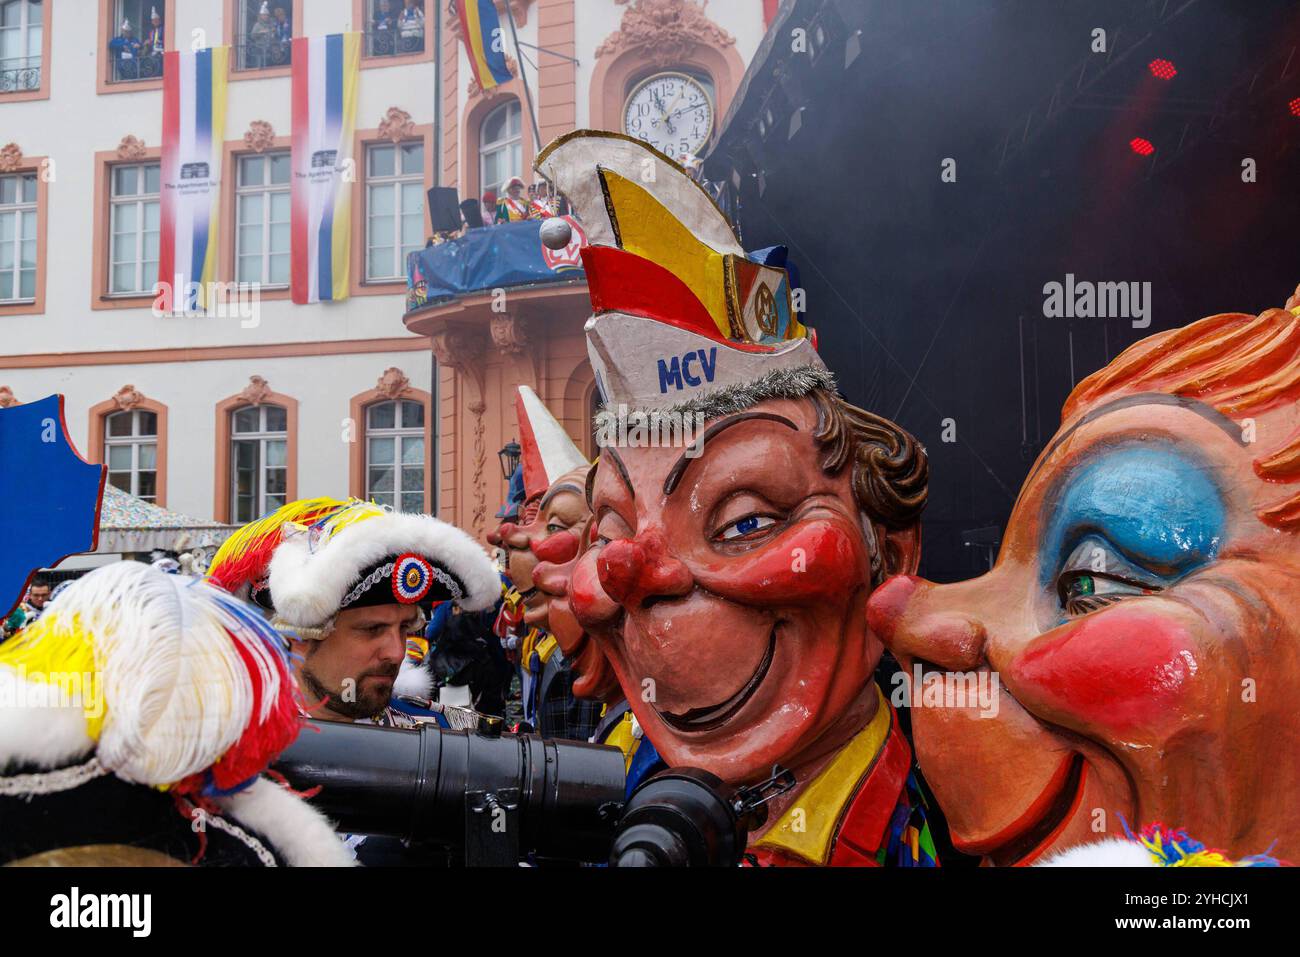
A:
[498,439,521,480]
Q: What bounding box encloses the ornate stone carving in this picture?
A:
[111,384,148,411]
[432,327,488,401]
[431,328,487,372]
[116,135,147,161]
[375,367,412,400]
[470,399,488,538]
[0,144,22,173]
[467,55,518,100]
[0,386,18,409]
[596,0,735,67]
[243,120,277,153]
[489,313,531,355]
[237,375,275,406]
[378,107,416,144]
[447,0,530,42]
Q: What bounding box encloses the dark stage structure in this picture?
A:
[705,0,1300,582]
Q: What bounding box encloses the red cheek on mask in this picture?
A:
[707,520,864,605]
[532,529,579,564]
[1009,609,1199,733]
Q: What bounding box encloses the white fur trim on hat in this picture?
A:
[1035,838,1157,867]
[217,776,356,867]
[268,511,499,629]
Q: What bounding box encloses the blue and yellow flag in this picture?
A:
[453,0,513,91]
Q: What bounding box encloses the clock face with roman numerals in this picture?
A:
[622,72,715,160]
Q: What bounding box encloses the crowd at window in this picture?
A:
[108,3,166,82]
[367,0,425,57]
[237,1,293,72]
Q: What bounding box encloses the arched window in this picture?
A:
[365,398,425,513]
[478,98,521,196]
[230,403,288,522]
[104,407,158,502]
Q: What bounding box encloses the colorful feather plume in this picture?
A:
[207,496,353,598]
[1127,820,1284,867]
[0,562,301,795]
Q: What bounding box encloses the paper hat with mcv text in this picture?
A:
[534,131,832,417]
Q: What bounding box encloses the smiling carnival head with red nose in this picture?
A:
[534,131,928,788]
[573,391,926,783]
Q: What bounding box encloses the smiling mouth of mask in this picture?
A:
[656,627,777,733]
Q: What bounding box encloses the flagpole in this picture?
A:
[503,1,542,157]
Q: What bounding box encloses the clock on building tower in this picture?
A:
[622,72,715,160]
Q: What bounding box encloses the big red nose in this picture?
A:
[867,573,989,672]
[532,529,579,564]
[866,574,921,641]
[596,533,692,608]
[597,538,645,604]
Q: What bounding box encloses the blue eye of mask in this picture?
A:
[1039,444,1226,589]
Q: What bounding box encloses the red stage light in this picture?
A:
[1129,137,1155,157]
[1290,97,1300,117]
[1148,58,1177,80]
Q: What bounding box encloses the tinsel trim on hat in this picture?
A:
[601,365,838,422]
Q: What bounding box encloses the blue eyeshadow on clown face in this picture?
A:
[1039,444,1226,591]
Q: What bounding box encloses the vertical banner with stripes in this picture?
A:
[159,46,229,311]
[291,32,361,304]
[453,0,513,92]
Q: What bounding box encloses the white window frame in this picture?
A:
[108,161,160,296]
[365,399,425,512]
[104,409,159,502]
[230,404,288,523]
[0,0,42,87]
[235,150,291,287]
[478,99,522,197]
[0,171,36,303]
[365,140,425,282]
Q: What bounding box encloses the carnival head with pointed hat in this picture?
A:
[538,132,930,808]
[209,497,497,721]
[535,130,830,419]
[495,387,591,623]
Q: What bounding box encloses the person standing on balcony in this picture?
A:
[274,6,293,51]
[109,19,142,81]
[495,176,530,223]
[144,7,165,56]
[248,1,276,68]
[529,181,557,219]
[398,0,425,50]
[372,0,396,55]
